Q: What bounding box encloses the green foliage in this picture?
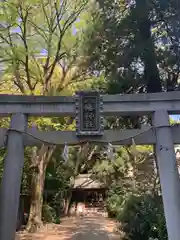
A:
[0,118,10,181]
[105,182,127,218]
[44,151,70,197]
[93,145,156,193]
[84,0,180,93]
[117,194,167,240]
[42,203,60,224]
[93,144,163,239]
[0,148,6,181]
[0,0,93,95]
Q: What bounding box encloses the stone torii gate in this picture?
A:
[0,91,180,240]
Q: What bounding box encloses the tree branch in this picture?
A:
[43,0,87,92]
[18,4,33,92]
[44,51,66,92]
[44,145,56,168]
[41,0,51,29]
[32,55,44,84]
[28,20,49,43]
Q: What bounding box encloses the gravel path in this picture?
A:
[16,216,120,240]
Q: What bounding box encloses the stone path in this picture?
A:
[16,216,120,240]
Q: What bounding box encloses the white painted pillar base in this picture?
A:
[0,113,27,240]
[153,110,180,240]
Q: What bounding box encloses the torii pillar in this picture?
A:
[153,110,180,240]
[0,113,27,240]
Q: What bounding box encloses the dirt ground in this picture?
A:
[15,216,120,240]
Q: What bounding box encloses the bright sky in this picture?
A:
[170,115,180,121]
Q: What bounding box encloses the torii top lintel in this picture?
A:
[0,91,179,116]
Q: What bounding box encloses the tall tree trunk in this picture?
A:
[136,0,162,93]
[135,0,162,200]
[26,159,45,232]
[26,145,55,232]
[64,175,76,216]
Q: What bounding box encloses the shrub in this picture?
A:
[105,182,128,218]
[117,194,167,240]
[42,203,60,224]
[106,193,124,217]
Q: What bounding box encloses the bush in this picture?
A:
[42,203,60,224]
[105,182,128,218]
[117,194,167,240]
[106,193,124,217]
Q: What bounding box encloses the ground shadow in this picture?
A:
[16,216,119,240]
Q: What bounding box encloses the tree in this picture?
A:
[84,0,180,94]
[91,144,158,217]
[0,0,96,231]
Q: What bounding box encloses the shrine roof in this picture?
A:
[73,174,104,189]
